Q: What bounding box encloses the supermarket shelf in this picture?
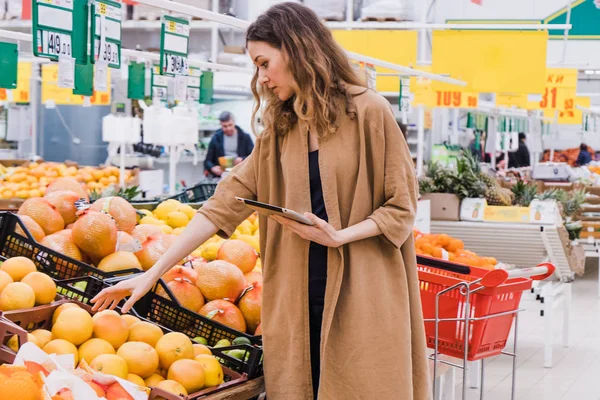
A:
[430,221,574,282]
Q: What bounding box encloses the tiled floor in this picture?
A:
[440,260,600,400]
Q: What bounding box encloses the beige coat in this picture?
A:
[198,85,431,399]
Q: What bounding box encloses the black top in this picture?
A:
[308,150,328,300]
[203,126,255,175]
[508,142,531,168]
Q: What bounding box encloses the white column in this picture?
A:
[417,105,425,176]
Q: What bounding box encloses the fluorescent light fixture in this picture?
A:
[595,70,600,74]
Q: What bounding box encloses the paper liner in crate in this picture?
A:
[12,342,149,400]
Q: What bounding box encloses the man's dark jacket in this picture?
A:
[204,126,255,174]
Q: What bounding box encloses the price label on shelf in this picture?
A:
[91,0,122,69]
[39,30,72,57]
[433,90,479,109]
[57,56,75,89]
[160,15,190,76]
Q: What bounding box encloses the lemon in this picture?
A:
[236,220,253,236]
[153,201,180,221]
[194,355,224,387]
[160,225,174,234]
[237,234,260,253]
[252,218,260,234]
[172,227,184,235]
[200,242,221,261]
[178,204,196,221]
[140,216,162,225]
[167,211,189,228]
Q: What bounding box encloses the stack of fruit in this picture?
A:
[0,257,57,311]
[0,164,135,200]
[5,302,228,399]
[414,229,498,270]
[0,363,47,400]
[137,199,198,235]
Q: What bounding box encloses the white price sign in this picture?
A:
[94,40,119,65]
[163,53,189,76]
[39,30,72,57]
[152,86,168,101]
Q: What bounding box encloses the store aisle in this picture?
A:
[451,263,600,400]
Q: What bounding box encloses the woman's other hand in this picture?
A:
[271,213,343,247]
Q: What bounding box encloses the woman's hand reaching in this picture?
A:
[270,213,343,247]
[91,273,157,314]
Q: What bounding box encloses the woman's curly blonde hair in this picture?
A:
[246,2,365,138]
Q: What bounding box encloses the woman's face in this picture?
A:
[247,41,295,101]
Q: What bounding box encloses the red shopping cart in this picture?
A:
[416,256,555,400]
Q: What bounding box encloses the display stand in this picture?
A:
[430,221,572,368]
[581,240,600,298]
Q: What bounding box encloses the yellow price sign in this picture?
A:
[41,64,111,105]
[545,96,591,125]
[433,90,478,108]
[0,63,32,103]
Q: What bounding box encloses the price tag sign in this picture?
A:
[174,74,188,102]
[57,56,75,88]
[33,0,88,63]
[91,0,122,69]
[432,90,479,109]
[94,62,108,92]
[160,16,190,76]
[151,64,172,103]
[186,67,201,102]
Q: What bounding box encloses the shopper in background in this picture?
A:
[576,143,593,166]
[91,3,429,400]
[204,111,255,177]
[508,132,531,168]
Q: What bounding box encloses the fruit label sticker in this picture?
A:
[460,198,485,222]
[529,200,560,225]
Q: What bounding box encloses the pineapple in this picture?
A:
[511,180,538,207]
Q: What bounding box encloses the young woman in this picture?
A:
[92,3,430,399]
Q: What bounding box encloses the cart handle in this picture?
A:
[480,263,556,288]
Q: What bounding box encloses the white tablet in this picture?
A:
[235,197,315,226]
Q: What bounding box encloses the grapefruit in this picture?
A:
[127,374,146,387]
[90,197,137,234]
[15,215,46,242]
[156,278,204,312]
[72,211,118,260]
[43,339,79,365]
[0,370,44,400]
[30,329,53,349]
[0,270,13,293]
[86,381,107,397]
[238,285,262,334]
[155,332,194,370]
[199,300,246,333]
[90,354,128,379]
[44,191,80,225]
[117,341,159,379]
[244,271,263,288]
[45,177,89,201]
[167,359,205,393]
[135,233,176,270]
[21,272,57,305]
[52,307,93,345]
[192,344,212,357]
[93,314,129,349]
[122,315,140,328]
[92,309,120,320]
[162,266,198,285]
[255,323,262,336]
[0,257,36,282]
[52,303,80,325]
[128,321,164,347]
[106,383,135,400]
[0,282,36,310]
[194,355,224,388]
[144,374,165,387]
[78,338,116,364]
[194,260,246,302]
[18,198,65,235]
[41,230,84,262]
[155,380,187,398]
[131,225,162,244]
[217,240,258,273]
[98,251,142,273]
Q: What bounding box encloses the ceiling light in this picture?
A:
[595,70,600,74]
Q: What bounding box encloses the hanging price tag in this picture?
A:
[57,55,75,88]
[91,0,122,68]
[174,74,188,102]
[94,62,108,92]
[160,16,190,76]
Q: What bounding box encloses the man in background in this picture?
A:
[204,111,254,177]
[508,132,531,168]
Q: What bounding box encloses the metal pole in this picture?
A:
[210,0,219,66]
[562,0,573,63]
[30,63,40,158]
[511,314,519,400]
[346,0,353,24]
[417,105,425,176]
[119,143,126,188]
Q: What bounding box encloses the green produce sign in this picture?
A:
[160,15,190,76]
[90,0,122,69]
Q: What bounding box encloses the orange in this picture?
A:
[128,321,164,347]
[144,373,165,387]
[0,282,36,311]
[52,303,80,325]
[194,260,246,302]
[127,374,146,387]
[192,344,212,357]
[167,359,205,393]
[15,215,46,242]
[93,314,130,349]
[52,307,93,345]
[0,270,13,293]
[43,339,79,365]
[194,355,223,387]
[21,272,57,305]
[98,251,142,273]
[217,240,258,273]
[92,309,120,320]
[122,315,141,328]
[90,354,129,379]
[78,338,116,364]
[154,380,187,398]
[30,329,53,349]
[0,257,36,282]
[0,370,43,400]
[117,341,159,379]
[155,332,194,370]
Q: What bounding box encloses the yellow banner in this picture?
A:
[41,64,111,105]
[527,68,578,111]
[0,62,32,104]
[484,205,531,223]
[547,96,591,125]
[410,66,478,108]
[432,30,548,94]
[332,30,418,93]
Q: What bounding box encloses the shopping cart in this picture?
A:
[417,256,556,400]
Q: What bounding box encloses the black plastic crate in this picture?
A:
[54,275,110,305]
[210,344,264,379]
[168,182,218,203]
[0,212,141,281]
